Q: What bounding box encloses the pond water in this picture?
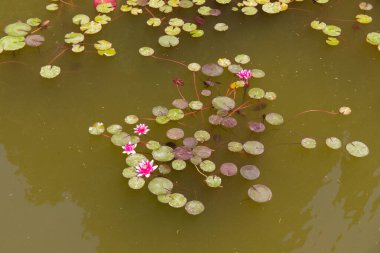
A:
[1,0,380,252]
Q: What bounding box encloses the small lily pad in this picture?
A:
[208,114,223,125]
[96,3,115,13]
[189,101,203,110]
[201,89,211,96]
[167,128,185,140]
[205,175,222,187]
[152,106,168,116]
[322,25,341,37]
[228,64,242,74]
[174,146,193,160]
[265,113,284,125]
[214,23,229,31]
[152,146,175,162]
[167,108,184,120]
[220,163,238,176]
[183,137,198,148]
[366,32,380,46]
[107,124,122,134]
[251,69,266,78]
[172,99,188,109]
[25,34,45,47]
[126,153,147,167]
[94,40,112,50]
[242,6,258,15]
[146,140,161,150]
[235,54,250,64]
[125,115,139,124]
[26,18,42,27]
[157,194,172,203]
[221,117,237,128]
[182,23,197,32]
[194,130,210,142]
[122,167,138,178]
[46,3,59,11]
[40,65,61,79]
[325,137,342,150]
[310,20,326,30]
[168,193,187,208]
[148,177,173,195]
[243,141,264,155]
[80,21,102,35]
[212,96,235,111]
[158,35,179,47]
[240,165,260,180]
[248,184,272,203]
[172,160,186,170]
[248,121,266,133]
[201,63,224,77]
[95,14,111,24]
[185,200,205,215]
[192,146,213,159]
[65,32,85,44]
[228,141,243,152]
[217,58,231,67]
[301,138,317,149]
[147,17,161,26]
[248,88,265,99]
[72,14,90,25]
[188,62,201,71]
[262,2,281,14]
[111,132,130,146]
[89,122,105,135]
[200,160,216,172]
[156,116,170,124]
[0,36,25,51]
[264,91,277,100]
[128,176,145,189]
[326,37,339,46]
[346,141,369,157]
[356,14,372,24]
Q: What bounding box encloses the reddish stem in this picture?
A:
[144,7,156,18]
[48,47,69,65]
[295,109,339,117]
[176,85,186,101]
[151,55,187,68]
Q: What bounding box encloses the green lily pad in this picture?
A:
[214,23,229,31]
[139,47,154,56]
[243,141,264,155]
[125,115,139,124]
[72,44,84,53]
[98,47,116,56]
[172,160,186,170]
[126,153,147,167]
[122,167,138,178]
[146,140,161,150]
[80,21,102,35]
[158,35,179,47]
[159,5,173,13]
[72,14,90,25]
[149,0,165,8]
[356,14,372,24]
[156,116,170,124]
[346,141,369,157]
[152,106,168,117]
[200,160,216,172]
[190,29,204,38]
[167,128,184,140]
[46,3,59,11]
[366,32,380,46]
[0,36,25,51]
[107,124,122,135]
[262,2,281,14]
[152,146,175,162]
[252,69,266,78]
[194,130,210,143]
[217,58,231,67]
[167,108,184,120]
[26,18,42,27]
[220,163,238,176]
[190,156,202,165]
[157,194,172,203]
[228,141,243,152]
[179,0,194,8]
[147,17,161,26]
[242,6,258,15]
[111,132,130,146]
[198,6,211,15]
[301,138,317,149]
[128,176,145,189]
[94,40,112,50]
[264,91,277,100]
[169,18,184,26]
[205,175,222,187]
[168,193,187,208]
[248,88,265,99]
[172,99,188,109]
[202,63,224,76]
[40,65,61,79]
[158,164,171,174]
[240,165,260,180]
[96,3,115,13]
[95,14,111,24]
[189,101,203,110]
[188,63,201,71]
[192,146,213,159]
[212,96,235,111]
[25,34,45,47]
[265,113,284,125]
[310,20,326,30]
[182,23,197,32]
[326,37,339,46]
[88,122,105,135]
[185,200,205,215]
[235,54,250,64]
[148,177,173,195]
[64,32,84,44]
[322,25,341,37]
[165,26,181,36]
[248,184,272,203]
[325,137,342,150]
[228,64,242,73]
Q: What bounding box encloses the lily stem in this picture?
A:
[295,109,339,117]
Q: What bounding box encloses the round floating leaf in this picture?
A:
[5,22,31,37]
[128,176,145,189]
[325,137,342,150]
[208,114,223,125]
[95,14,111,24]
[205,175,222,187]
[198,6,211,15]
[262,2,281,14]
[139,46,154,56]
[72,14,90,25]
[146,140,160,150]
[214,23,229,31]
[157,194,172,203]
[152,106,168,117]
[221,117,237,128]
[25,34,45,47]
[64,32,85,44]
[167,128,184,140]
[183,137,198,148]
[158,164,171,175]
[126,153,147,167]
[310,20,326,30]
[107,124,122,134]
[251,69,265,78]
[220,163,237,176]
[167,108,184,120]
[148,177,173,195]
[301,138,317,149]
[242,6,258,15]
[179,0,193,8]
[158,35,179,47]
[264,91,277,100]
[265,113,284,125]
[0,36,25,51]
[189,101,203,110]
[172,160,186,170]
[40,65,61,79]
[26,18,41,27]
[193,146,213,159]
[89,122,105,135]
[168,18,184,26]
[346,141,369,158]
[174,146,193,160]
[155,116,170,124]
[125,115,139,124]
[96,3,115,13]
[217,58,231,67]
[165,26,181,35]
[80,21,102,34]
[168,193,187,208]
[194,130,210,143]
[46,3,59,11]
[212,96,235,111]
[201,63,224,77]
[359,2,373,11]
[98,47,116,57]
[172,99,188,109]
[228,141,243,152]
[235,54,250,64]
[322,25,341,37]
[191,30,204,38]
[366,32,380,46]
[201,89,211,96]
[326,37,339,46]
[149,0,165,8]
[228,64,242,74]
[200,160,215,172]
[147,17,161,26]
[248,88,265,99]
[248,184,272,203]
[243,141,264,155]
[94,40,112,50]
[182,23,197,32]
[188,62,201,71]
[111,132,130,146]
[356,14,372,24]
[190,156,202,165]
[152,146,175,162]
[240,165,260,180]
[339,106,352,115]
[122,167,138,178]
[248,121,266,133]
[185,200,205,215]
[216,0,231,4]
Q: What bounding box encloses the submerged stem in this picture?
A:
[176,85,186,101]
[151,55,187,68]
[295,109,339,117]
[48,47,69,65]
[195,165,207,178]
[144,7,156,18]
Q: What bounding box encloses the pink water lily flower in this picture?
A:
[134,123,150,135]
[122,142,137,155]
[135,160,158,178]
[237,69,252,80]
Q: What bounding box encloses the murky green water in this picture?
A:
[1,1,380,252]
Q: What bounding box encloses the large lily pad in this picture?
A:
[240,165,260,180]
[346,141,369,157]
[64,32,85,44]
[192,146,213,158]
[148,177,173,195]
[0,36,25,51]
[152,146,175,162]
[366,32,380,46]
[220,163,237,176]
[5,22,31,37]
[111,132,130,146]
[205,175,222,187]
[40,65,61,79]
[265,113,284,125]
[80,21,102,34]
[172,160,186,170]
[185,200,205,215]
[125,153,147,167]
[167,128,184,140]
[167,108,184,120]
[25,34,45,47]
[243,141,264,155]
[72,14,90,25]
[212,96,235,111]
[122,167,138,178]
[158,35,179,47]
[88,122,105,135]
[248,184,272,203]
[194,130,210,143]
[168,193,187,208]
[322,25,341,37]
[201,63,224,77]
[128,176,145,189]
[199,160,215,172]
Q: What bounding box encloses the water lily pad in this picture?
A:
[165,26,181,36]
[122,167,138,178]
[174,146,193,160]
[248,184,272,203]
[139,47,154,56]
[264,91,277,100]
[240,165,260,180]
[96,3,115,13]
[172,160,186,170]
[366,32,380,45]
[228,141,243,152]
[235,54,250,64]
[125,115,139,124]
[172,99,188,109]
[326,37,339,46]
[208,114,223,125]
[157,194,172,203]
[168,18,184,26]
[356,14,372,24]
[193,146,213,158]
[89,122,105,135]
[183,137,198,148]
[201,90,211,98]
[228,64,242,73]
[221,117,237,128]
[147,17,161,26]
[40,65,61,79]
[98,47,116,56]
[179,0,194,8]
[95,14,111,24]
[251,69,265,78]
[188,62,201,71]
[26,18,41,27]
[149,0,165,8]
[152,146,175,162]
[167,108,184,120]
[242,6,258,15]
[201,63,224,77]
[0,36,25,51]
[265,113,284,125]
[168,193,187,208]
[194,130,210,142]
[158,35,179,47]
[217,58,231,67]
[156,116,170,124]
[248,88,265,99]
[128,176,145,189]
[148,177,173,195]
[262,2,281,14]
[214,23,229,31]
[200,160,215,172]
[359,2,373,11]
[322,25,341,37]
[346,141,369,157]
[158,164,171,174]
[212,96,235,111]
[25,34,45,47]
[310,20,326,30]
[248,121,266,133]
[198,6,211,15]
[64,32,85,44]
[301,138,317,149]
[243,141,264,155]
[94,40,112,50]
[146,140,160,150]
[111,132,130,146]
[46,3,59,11]
[72,14,90,25]
[325,137,342,150]
[189,101,203,110]
[167,128,184,140]
[105,124,122,135]
[80,21,102,34]
[190,156,202,165]
[152,106,168,116]
[220,163,238,176]
[126,153,147,167]
[182,23,197,32]
[339,106,352,115]
[205,175,222,187]
[185,200,205,215]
